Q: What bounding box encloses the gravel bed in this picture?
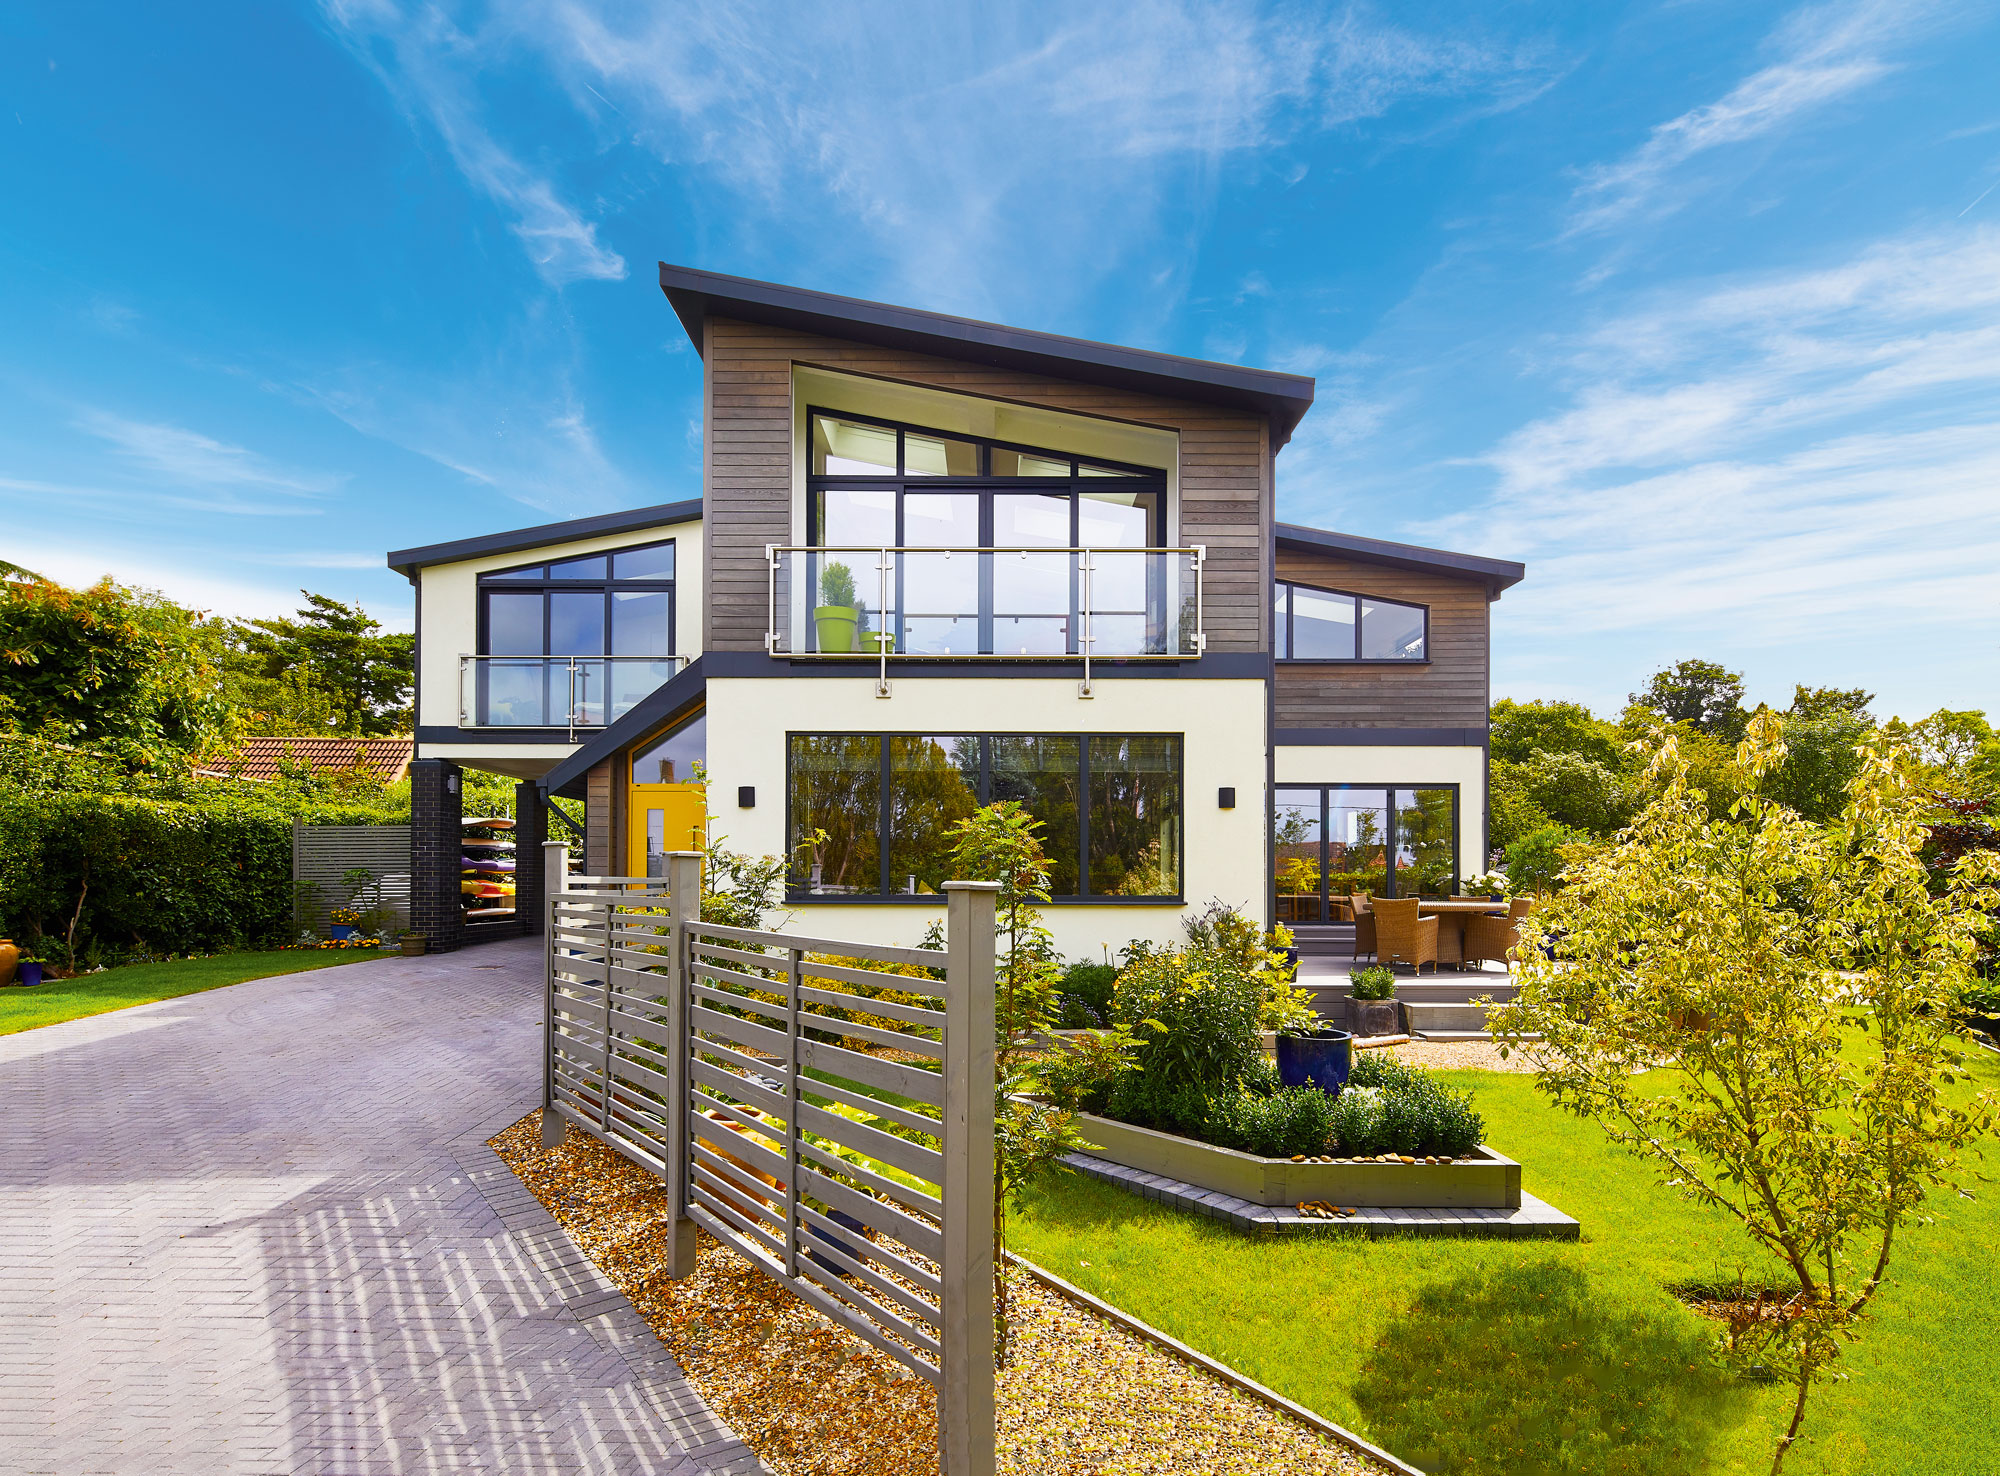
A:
[492,1111,1386,1476]
[1383,1038,1541,1072]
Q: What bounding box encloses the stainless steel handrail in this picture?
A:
[458,653,688,740]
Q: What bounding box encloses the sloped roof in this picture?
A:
[1276,523,1526,597]
[658,263,1318,447]
[200,736,415,784]
[387,498,702,582]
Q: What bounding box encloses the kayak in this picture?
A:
[462,817,516,830]
[461,880,516,898]
[461,856,516,872]
[464,906,517,918]
[462,838,516,851]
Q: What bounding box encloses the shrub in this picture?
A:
[1212,1085,1336,1158]
[1033,1028,1136,1116]
[1343,1053,1485,1156]
[1110,944,1265,1102]
[1060,960,1118,1014]
[1330,1085,1387,1156]
[1349,965,1397,1000]
[1056,992,1102,1029]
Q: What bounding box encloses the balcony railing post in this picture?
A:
[1078,548,1094,700]
[876,546,892,699]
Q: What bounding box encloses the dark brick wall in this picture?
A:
[410,758,465,954]
[514,780,548,935]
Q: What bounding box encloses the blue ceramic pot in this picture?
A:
[19,962,42,987]
[1277,1028,1353,1094]
[330,925,357,941]
[806,1209,871,1278]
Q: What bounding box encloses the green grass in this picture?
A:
[0,948,394,1035]
[1010,1050,2000,1476]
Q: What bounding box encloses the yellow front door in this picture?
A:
[628,782,705,878]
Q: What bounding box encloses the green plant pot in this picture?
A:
[858,631,895,654]
[814,605,858,653]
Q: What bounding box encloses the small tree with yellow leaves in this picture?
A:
[1491,711,2000,1474]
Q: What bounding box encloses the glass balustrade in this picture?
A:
[768,547,1204,658]
[458,654,688,731]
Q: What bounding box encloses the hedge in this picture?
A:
[0,785,403,957]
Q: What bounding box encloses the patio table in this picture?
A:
[1416,899,1507,967]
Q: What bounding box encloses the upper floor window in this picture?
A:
[480,541,677,658]
[1274,580,1426,662]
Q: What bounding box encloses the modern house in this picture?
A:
[386,265,1523,955]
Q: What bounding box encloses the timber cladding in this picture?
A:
[1274,547,1491,730]
[702,314,1273,654]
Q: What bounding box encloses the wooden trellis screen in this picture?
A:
[540,847,997,1476]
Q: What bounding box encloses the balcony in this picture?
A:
[458,654,689,738]
[766,546,1205,666]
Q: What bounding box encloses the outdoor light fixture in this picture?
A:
[738,786,756,808]
[446,772,459,794]
[1218,787,1235,809]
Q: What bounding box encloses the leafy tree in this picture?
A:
[1521,750,1631,835]
[0,574,229,766]
[1788,684,1874,722]
[1488,762,1552,854]
[1630,658,1749,741]
[1490,698,1625,769]
[946,800,1082,1369]
[1492,714,2000,1474]
[1760,709,1871,822]
[223,592,413,737]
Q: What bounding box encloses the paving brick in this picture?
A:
[0,939,767,1475]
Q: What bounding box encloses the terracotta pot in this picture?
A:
[0,938,16,985]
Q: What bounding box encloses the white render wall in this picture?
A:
[413,517,704,742]
[704,674,1269,961]
[1273,743,1489,884]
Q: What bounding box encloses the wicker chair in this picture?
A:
[1463,897,1532,971]
[1373,896,1439,974]
[1348,893,1377,962]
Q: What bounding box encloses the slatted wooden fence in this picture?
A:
[539,846,996,1476]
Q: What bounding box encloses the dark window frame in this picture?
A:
[784,730,1186,905]
[1271,782,1461,921]
[1273,579,1430,664]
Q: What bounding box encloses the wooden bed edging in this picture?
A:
[1006,1253,1428,1476]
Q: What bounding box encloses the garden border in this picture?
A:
[1007,1253,1427,1476]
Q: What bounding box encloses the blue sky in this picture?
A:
[3,0,1997,720]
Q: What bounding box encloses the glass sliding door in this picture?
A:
[1272,788,1324,924]
[1274,784,1460,918]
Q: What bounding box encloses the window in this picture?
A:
[1274,580,1426,661]
[787,733,1181,900]
[630,712,706,785]
[474,539,677,727]
[1269,784,1458,921]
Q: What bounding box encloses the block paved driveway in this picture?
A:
[0,939,765,1476]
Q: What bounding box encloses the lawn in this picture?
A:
[0,948,394,1035]
[1010,1048,2000,1476]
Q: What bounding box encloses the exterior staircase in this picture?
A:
[1290,924,1516,1040]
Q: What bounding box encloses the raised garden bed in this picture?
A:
[1071,1108,1521,1209]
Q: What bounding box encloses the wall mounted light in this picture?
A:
[738,786,756,808]
[446,772,460,795]
[1217,787,1236,809]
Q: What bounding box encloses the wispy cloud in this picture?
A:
[75,409,339,496]
[319,0,626,287]
[328,1,1554,317]
[1567,0,1930,235]
[1418,227,2000,649]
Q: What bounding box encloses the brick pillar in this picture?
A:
[410,758,465,955]
[514,779,547,935]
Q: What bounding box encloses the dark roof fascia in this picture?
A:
[1275,522,1525,597]
[386,498,704,582]
[658,263,1318,448]
[540,656,707,799]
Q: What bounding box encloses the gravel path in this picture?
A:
[494,1112,1389,1476]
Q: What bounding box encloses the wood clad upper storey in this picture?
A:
[701,315,1274,655]
[1274,547,1492,731]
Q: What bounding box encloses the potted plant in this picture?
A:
[1462,869,1510,900]
[0,937,16,986]
[1347,964,1401,1036]
[814,562,860,653]
[17,952,45,987]
[398,930,428,958]
[1275,1013,1352,1094]
[329,905,362,942]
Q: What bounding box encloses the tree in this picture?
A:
[1788,685,1874,722]
[1630,658,1749,741]
[1760,709,1871,822]
[223,592,413,736]
[946,800,1083,1369]
[1521,750,1631,835]
[1490,698,1625,769]
[1491,714,2000,1474]
[0,574,229,766]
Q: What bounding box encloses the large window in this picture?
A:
[1271,784,1458,923]
[1273,581,1426,661]
[475,541,676,726]
[788,733,1181,901]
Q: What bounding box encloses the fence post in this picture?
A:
[939,880,998,1476]
[662,850,703,1278]
[541,841,570,1149]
